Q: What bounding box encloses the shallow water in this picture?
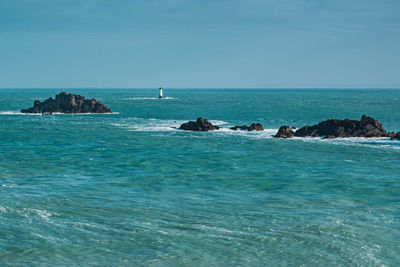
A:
[1,89,400,266]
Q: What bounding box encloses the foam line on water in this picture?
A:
[210,120,230,126]
[112,118,400,150]
[112,117,277,134]
[52,112,120,115]
[216,130,400,150]
[121,97,177,100]
[213,128,278,138]
[294,136,400,150]
[0,111,42,115]
[111,118,185,132]
[0,111,119,115]
[110,117,400,149]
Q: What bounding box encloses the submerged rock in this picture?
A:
[230,123,263,131]
[179,118,220,131]
[21,92,112,114]
[294,115,387,138]
[274,126,295,138]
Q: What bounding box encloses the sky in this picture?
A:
[0,0,399,88]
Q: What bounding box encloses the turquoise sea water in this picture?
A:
[1,89,400,266]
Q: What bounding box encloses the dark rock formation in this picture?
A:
[274,126,295,138]
[230,123,263,131]
[294,115,387,138]
[387,131,400,140]
[179,118,220,131]
[248,123,264,131]
[21,92,112,114]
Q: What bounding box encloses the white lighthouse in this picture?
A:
[159,87,163,99]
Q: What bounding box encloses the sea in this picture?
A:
[0,89,399,266]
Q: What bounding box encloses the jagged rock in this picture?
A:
[274,126,295,138]
[388,131,400,140]
[230,123,263,131]
[294,115,387,138]
[21,92,112,114]
[179,118,220,131]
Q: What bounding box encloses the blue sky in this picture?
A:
[0,0,399,88]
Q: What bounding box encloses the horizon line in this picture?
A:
[1,87,400,90]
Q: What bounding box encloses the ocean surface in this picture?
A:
[1,89,400,266]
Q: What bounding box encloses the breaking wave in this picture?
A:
[0,111,119,115]
[110,117,400,150]
[121,97,177,100]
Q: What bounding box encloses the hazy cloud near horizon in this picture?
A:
[0,0,399,88]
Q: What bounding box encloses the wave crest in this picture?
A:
[122,97,177,100]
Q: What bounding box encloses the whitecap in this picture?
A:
[31,209,53,220]
[54,112,119,115]
[112,118,234,132]
[0,111,119,115]
[221,128,400,150]
[109,117,400,149]
[112,119,183,132]
[295,136,400,150]
[197,225,236,234]
[31,232,61,244]
[122,97,177,100]
[212,128,278,139]
[18,208,57,221]
[0,111,42,115]
[210,120,231,125]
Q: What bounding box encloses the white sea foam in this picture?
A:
[110,117,400,149]
[225,129,400,150]
[0,111,42,115]
[212,127,278,139]
[295,136,400,150]
[15,208,57,221]
[197,225,236,234]
[210,120,230,125]
[0,111,119,115]
[111,118,232,132]
[122,97,177,100]
[31,232,61,244]
[31,209,53,220]
[54,112,120,115]
[112,119,183,132]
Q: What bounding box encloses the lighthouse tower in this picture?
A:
[159,87,163,99]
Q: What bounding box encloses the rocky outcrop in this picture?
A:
[230,123,263,131]
[274,126,295,138]
[387,131,400,140]
[179,118,220,131]
[248,123,264,131]
[21,92,112,114]
[294,115,387,138]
